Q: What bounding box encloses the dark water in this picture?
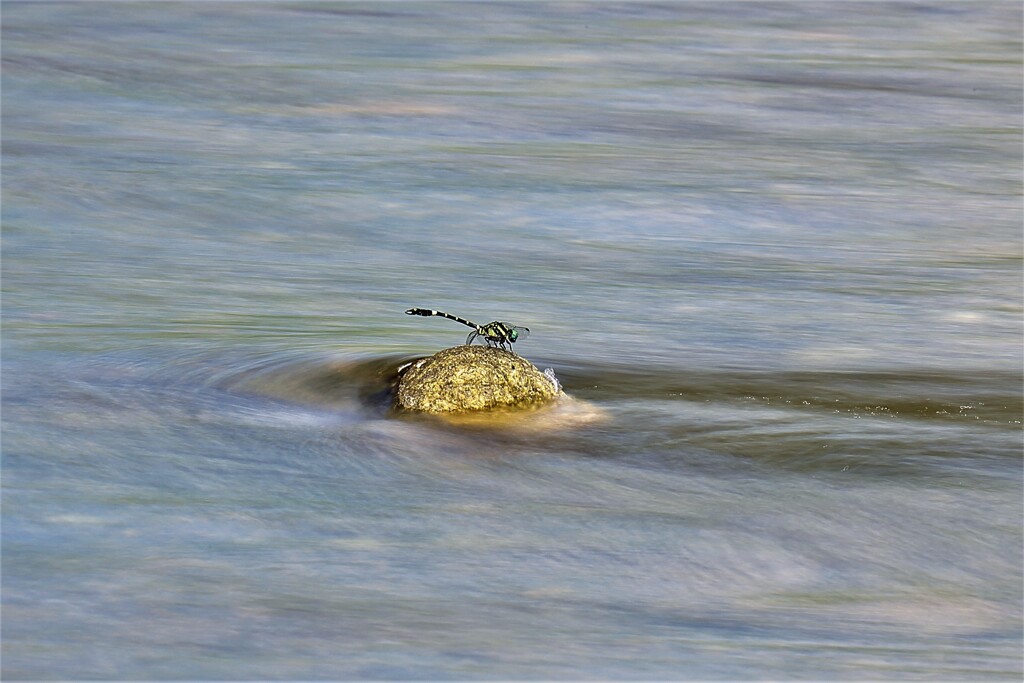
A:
[3,2,1022,679]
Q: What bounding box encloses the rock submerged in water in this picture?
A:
[395,345,560,414]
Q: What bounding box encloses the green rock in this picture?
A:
[396,345,560,414]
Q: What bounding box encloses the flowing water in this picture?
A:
[3,2,1022,679]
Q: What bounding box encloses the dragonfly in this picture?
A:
[405,308,530,352]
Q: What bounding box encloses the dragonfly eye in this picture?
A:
[508,329,518,342]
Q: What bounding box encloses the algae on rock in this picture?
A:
[396,345,560,414]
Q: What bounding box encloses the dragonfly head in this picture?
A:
[508,328,519,342]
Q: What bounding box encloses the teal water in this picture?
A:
[3,2,1022,679]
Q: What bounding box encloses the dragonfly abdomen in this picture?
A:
[405,308,478,329]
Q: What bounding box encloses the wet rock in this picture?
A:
[395,345,560,414]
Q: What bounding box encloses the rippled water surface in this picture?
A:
[3,2,1022,680]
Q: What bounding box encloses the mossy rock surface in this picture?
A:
[396,345,560,414]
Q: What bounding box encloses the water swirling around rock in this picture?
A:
[167,348,1023,480]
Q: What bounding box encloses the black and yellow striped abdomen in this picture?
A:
[405,308,478,329]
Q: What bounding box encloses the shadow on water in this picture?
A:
[219,351,420,418]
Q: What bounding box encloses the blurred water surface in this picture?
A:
[3,2,1022,679]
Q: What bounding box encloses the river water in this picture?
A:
[3,2,1022,679]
